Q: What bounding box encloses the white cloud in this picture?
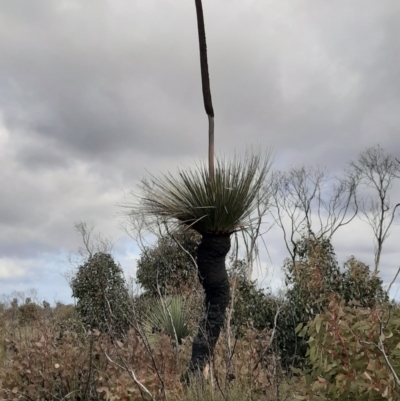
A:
[0,258,26,278]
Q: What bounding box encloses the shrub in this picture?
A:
[294,300,400,400]
[281,235,388,369]
[17,302,42,326]
[71,252,133,337]
[285,234,342,320]
[231,276,280,333]
[0,295,291,401]
[280,234,342,368]
[136,228,201,296]
[196,325,284,400]
[341,256,388,307]
[0,325,184,401]
[0,327,102,400]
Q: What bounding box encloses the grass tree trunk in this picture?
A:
[188,233,231,373]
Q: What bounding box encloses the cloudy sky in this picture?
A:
[1,0,400,304]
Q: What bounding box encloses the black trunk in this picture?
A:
[188,233,231,374]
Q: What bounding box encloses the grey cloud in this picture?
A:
[207,0,400,163]
[2,0,399,169]
[0,0,205,166]
[1,0,400,301]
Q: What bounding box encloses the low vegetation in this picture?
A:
[1,228,398,400]
[1,145,399,399]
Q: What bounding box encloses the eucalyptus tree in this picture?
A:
[350,145,400,275]
[128,153,272,374]
[271,165,358,266]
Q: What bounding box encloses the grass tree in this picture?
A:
[129,153,272,374]
[127,0,272,376]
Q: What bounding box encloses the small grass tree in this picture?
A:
[71,252,132,337]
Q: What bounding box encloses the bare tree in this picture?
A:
[64,221,114,286]
[73,221,114,259]
[350,145,400,275]
[271,165,358,263]
[240,184,275,281]
[121,212,169,256]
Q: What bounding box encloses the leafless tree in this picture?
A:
[350,145,400,275]
[271,165,358,263]
[121,212,169,255]
[73,221,114,259]
[64,221,114,286]
[240,183,275,281]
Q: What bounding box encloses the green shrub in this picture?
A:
[280,235,388,369]
[341,256,388,307]
[136,228,201,296]
[280,234,343,368]
[294,300,400,400]
[71,252,133,337]
[231,276,280,333]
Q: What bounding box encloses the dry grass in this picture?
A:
[0,301,293,401]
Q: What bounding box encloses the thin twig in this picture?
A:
[104,351,156,401]
[253,304,280,372]
[82,330,94,401]
[387,266,400,296]
[104,294,166,393]
[165,223,198,270]
[156,285,179,351]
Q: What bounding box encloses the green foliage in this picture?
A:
[131,152,272,234]
[341,256,388,307]
[136,228,200,296]
[285,234,342,317]
[231,276,279,334]
[281,235,343,367]
[143,295,192,344]
[281,235,388,369]
[71,252,132,337]
[294,301,400,400]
